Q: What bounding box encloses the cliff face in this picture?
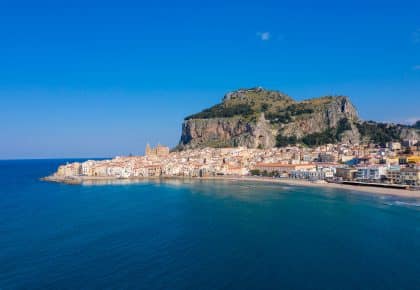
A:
[180,114,276,149]
[279,96,359,138]
[178,87,418,149]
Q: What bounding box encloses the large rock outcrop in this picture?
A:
[178,87,418,149]
[180,113,276,149]
[279,96,359,138]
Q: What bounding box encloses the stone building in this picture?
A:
[56,162,81,177]
[335,167,357,180]
[254,163,316,175]
[144,164,162,177]
[145,143,170,157]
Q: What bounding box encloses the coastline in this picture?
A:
[42,175,420,198]
[200,176,420,198]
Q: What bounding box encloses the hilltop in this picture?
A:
[178,87,419,149]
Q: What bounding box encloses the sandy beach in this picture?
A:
[200,176,420,198]
[43,174,420,198]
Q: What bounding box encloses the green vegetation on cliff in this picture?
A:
[179,87,419,149]
[266,103,316,124]
[356,122,402,145]
[185,103,254,120]
[275,135,298,147]
[185,89,344,126]
[276,118,353,147]
[185,87,293,120]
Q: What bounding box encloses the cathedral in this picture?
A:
[145,143,170,157]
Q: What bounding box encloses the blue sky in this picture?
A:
[1,0,419,159]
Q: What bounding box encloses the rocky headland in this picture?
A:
[178,87,419,150]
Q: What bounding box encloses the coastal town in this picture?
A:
[47,140,420,190]
[44,87,420,194]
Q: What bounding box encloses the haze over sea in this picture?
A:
[0,159,419,289]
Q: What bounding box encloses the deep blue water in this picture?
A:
[0,159,419,290]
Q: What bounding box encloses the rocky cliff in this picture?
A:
[180,113,276,149]
[178,87,418,149]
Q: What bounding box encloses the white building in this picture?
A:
[356,166,387,181]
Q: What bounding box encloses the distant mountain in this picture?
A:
[177,87,419,149]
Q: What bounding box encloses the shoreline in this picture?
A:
[42,175,420,198]
[201,176,420,198]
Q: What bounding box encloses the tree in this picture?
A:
[276,135,297,147]
[250,169,261,176]
[261,103,269,112]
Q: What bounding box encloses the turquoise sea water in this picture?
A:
[0,159,419,289]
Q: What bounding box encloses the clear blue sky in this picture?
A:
[1,0,419,159]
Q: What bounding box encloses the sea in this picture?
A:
[0,159,419,289]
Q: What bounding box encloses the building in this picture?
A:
[81,160,96,176]
[356,166,387,181]
[290,170,324,180]
[400,164,420,186]
[315,163,338,179]
[386,166,401,184]
[318,153,336,163]
[385,157,399,165]
[144,164,162,177]
[92,165,108,177]
[145,144,170,157]
[335,167,357,180]
[224,165,248,176]
[402,138,418,147]
[388,142,401,151]
[56,162,82,176]
[407,155,420,164]
[254,163,316,175]
[340,155,355,163]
